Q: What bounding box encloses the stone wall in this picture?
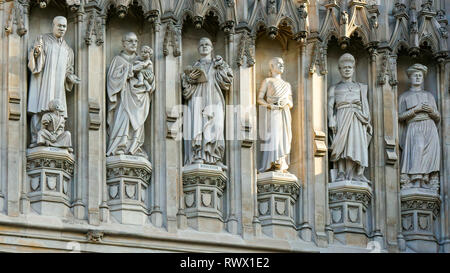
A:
[0,0,448,253]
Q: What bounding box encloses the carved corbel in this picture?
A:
[267,0,278,39]
[294,3,308,42]
[114,0,131,19]
[313,130,327,157]
[221,0,235,34]
[236,31,255,67]
[4,0,27,37]
[66,0,80,12]
[163,20,181,57]
[85,10,104,46]
[88,100,101,130]
[37,0,51,9]
[145,10,160,24]
[86,230,104,243]
[193,0,204,29]
[338,10,350,49]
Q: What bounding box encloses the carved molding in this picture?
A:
[378,52,398,86]
[329,190,371,208]
[86,230,104,243]
[106,166,152,182]
[183,175,226,191]
[26,157,75,176]
[163,20,181,57]
[236,31,255,67]
[4,0,27,37]
[257,182,300,201]
[85,10,104,46]
[309,41,327,75]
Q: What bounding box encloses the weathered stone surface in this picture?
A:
[0,0,448,253]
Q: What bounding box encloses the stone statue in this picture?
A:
[28,16,80,147]
[133,45,153,90]
[106,32,155,158]
[328,53,372,182]
[181,37,233,169]
[37,99,72,151]
[257,57,293,173]
[399,64,440,190]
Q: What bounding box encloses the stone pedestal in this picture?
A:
[328,180,372,247]
[106,155,152,225]
[26,147,75,217]
[257,172,300,240]
[182,164,227,232]
[400,188,440,253]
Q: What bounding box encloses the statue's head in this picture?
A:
[338,53,355,79]
[406,63,427,87]
[48,99,64,113]
[269,57,284,76]
[140,45,153,59]
[198,37,213,57]
[122,32,138,54]
[52,16,67,39]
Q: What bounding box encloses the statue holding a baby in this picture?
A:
[106,32,155,158]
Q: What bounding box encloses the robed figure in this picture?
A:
[106,33,155,158]
[328,53,372,182]
[399,64,440,190]
[181,38,233,168]
[28,16,80,146]
[257,57,293,173]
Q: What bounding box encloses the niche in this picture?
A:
[254,24,299,176]
[326,34,371,182]
[27,1,75,147]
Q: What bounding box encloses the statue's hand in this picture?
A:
[421,103,433,113]
[68,74,81,85]
[367,124,373,135]
[50,134,57,142]
[329,119,337,135]
[189,69,201,80]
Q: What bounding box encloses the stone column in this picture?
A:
[309,38,329,247]
[377,49,402,252]
[83,5,107,225]
[69,9,87,220]
[234,28,260,238]
[1,0,28,217]
[158,17,183,232]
